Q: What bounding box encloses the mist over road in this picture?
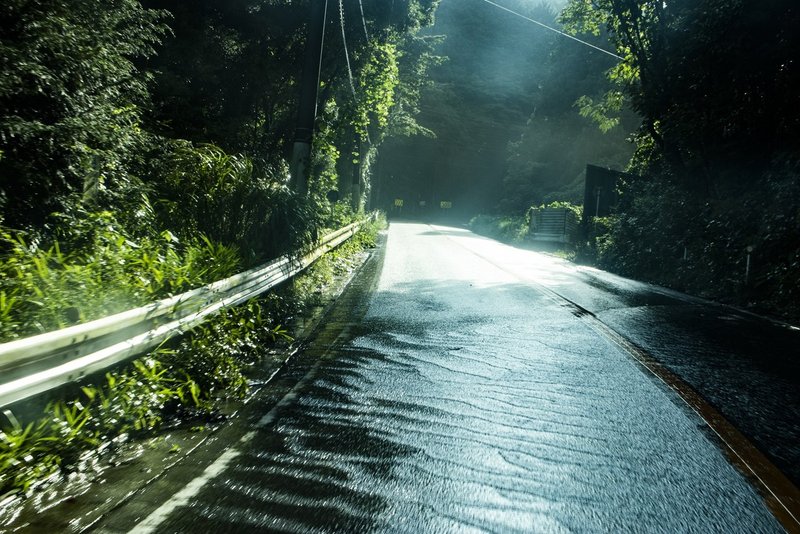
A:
[111,222,793,533]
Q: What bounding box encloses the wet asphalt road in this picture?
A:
[114,222,797,533]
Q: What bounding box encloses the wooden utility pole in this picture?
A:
[290,0,328,195]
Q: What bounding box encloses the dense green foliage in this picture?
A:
[0,210,239,341]
[0,0,168,228]
[0,219,382,499]
[138,0,438,212]
[0,0,438,336]
[0,0,431,502]
[0,298,286,498]
[561,0,800,318]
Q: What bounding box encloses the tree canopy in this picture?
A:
[0,0,168,228]
[1,0,441,235]
[561,0,800,318]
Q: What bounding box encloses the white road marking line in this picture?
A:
[128,447,241,534]
[127,332,353,533]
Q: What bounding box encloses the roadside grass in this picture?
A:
[468,214,529,244]
[549,248,578,262]
[0,210,240,343]
[0,216,383,502]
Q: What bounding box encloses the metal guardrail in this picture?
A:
[0,220,366,408]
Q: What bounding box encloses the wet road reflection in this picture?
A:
[135,223,785,532]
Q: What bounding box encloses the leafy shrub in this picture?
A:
[468,214,529,243]
[149,143,320,266]
[582,163,800,320]
[536,201,583,220]
[0,296,292,499]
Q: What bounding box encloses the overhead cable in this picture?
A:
[338,0,358,97]
[358,0,369,40]
[338,0,371,144]
[476,0,624,60]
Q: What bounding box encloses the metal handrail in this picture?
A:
[0,220,365,407]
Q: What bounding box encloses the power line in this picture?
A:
[476,0,623,60]
[338,0,372,145]
[338,0,357,97]
[357,0,369,40]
